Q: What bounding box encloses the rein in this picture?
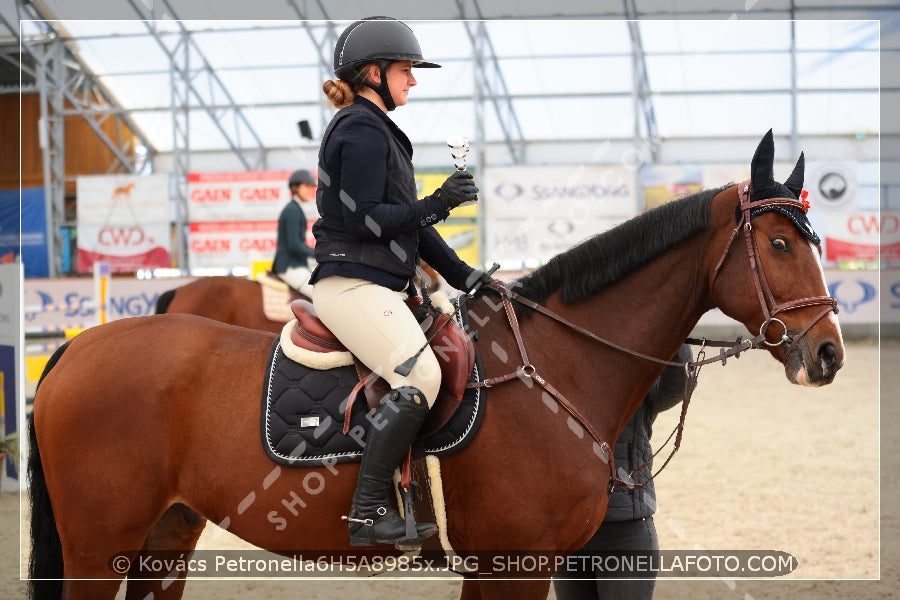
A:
[468,183,839,491]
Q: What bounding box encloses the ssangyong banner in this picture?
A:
[482,165,636,268]
[186,170,294,270]
[76,174,171,274]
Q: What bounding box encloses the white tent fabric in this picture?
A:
[13,11,887,157]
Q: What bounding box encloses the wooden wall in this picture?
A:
[1,93,138,194]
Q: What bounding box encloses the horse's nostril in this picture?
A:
[819,342,838,369]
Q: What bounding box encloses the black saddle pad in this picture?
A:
[260,332,486,467]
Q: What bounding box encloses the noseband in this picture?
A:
[711,180,839,357]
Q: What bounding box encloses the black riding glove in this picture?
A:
[464,268,495,294]
[429,171,479,211]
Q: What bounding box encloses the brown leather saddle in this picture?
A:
[289,297,476,438]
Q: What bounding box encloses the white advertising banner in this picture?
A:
[824,211,900,265]
[21,269,893,333]
[806,161,858,213]
[483,165,637,267]
[696,267,888,327]
[0,263,21,347]
[0,263,21,484]
[76,174,171,273]
[23,276,195,334]
[187,170,295,270]
[187,171,290,222]
[188,220,279,270]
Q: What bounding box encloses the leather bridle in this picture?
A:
[710,180,839,357]
[468,180,839,491]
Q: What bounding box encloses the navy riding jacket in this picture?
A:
[310,96,474,293]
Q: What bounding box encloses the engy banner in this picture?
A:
[76,174,171,273]
[23,276,194,334]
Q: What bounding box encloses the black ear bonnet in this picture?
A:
[739,130,821,246]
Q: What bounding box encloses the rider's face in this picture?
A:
[384,60,416,108]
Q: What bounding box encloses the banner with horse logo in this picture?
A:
[76,174,171,274]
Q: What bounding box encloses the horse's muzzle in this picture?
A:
[785,338,844,387]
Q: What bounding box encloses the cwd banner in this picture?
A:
[76,174,171,273]
[824,211,900,265]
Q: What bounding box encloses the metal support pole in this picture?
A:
[34,38,66,277]
[456,0,526,165]
[789,15,799,158]
[286,0,340,137]
[171,31,191,273]
[624,0,659,164]
[471,21,487,267]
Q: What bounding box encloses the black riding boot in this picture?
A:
[346,386,438,550]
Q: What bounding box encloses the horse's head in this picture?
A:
[709,130,844,386]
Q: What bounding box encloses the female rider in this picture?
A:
[309,16,490,551]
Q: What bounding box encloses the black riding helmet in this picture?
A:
[288,169,316,187]
[333,16,440,111]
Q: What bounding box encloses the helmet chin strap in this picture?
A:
[362,60,396,111]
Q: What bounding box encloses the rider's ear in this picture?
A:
[784,152,805,198]
[363,63,381,85]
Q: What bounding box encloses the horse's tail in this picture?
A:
[28,341,69,600]
[155,288,176,314]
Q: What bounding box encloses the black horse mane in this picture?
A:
[513,183,732,307]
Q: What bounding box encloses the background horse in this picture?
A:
[155,275,292,334]
[155,261,444,334]
[29,131,844,600]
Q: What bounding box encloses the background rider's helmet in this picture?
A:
[332,16,440,110]
[288,169,316,187]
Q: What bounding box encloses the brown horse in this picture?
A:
[155,262,444,334]
[28,131,844,600]
[155,275,299,334]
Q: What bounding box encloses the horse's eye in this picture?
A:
[771,238,789,252]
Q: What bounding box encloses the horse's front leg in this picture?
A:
[459,576,482,600]
[460,576,552,600]
[124,504,208,600]
[61,578,124,600]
